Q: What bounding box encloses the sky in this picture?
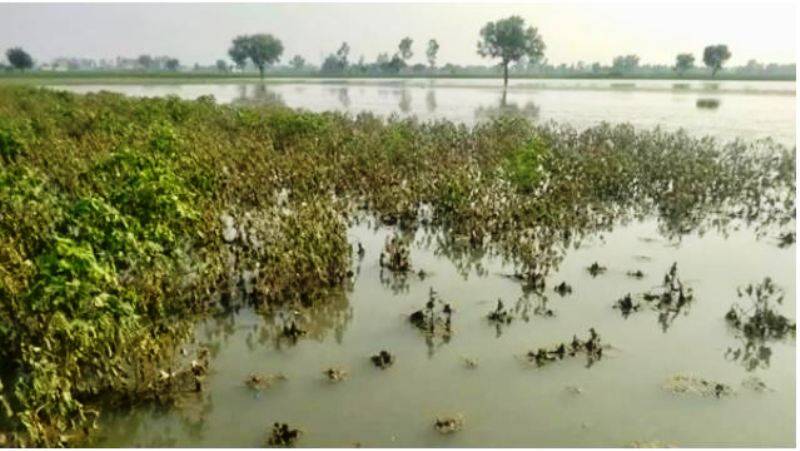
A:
[0,2,796,67]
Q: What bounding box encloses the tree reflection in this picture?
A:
[474,89,539,122]
[425,90,437,113]
[233,83,285,106]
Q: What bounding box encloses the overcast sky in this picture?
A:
[0,2,795,67]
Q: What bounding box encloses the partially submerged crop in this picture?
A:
[434,413,465,434]
[246,373,287,390]
[616,263,696,331]
[409,288,453,341]
[323,367,348,383]
[380,233,412,272]
[662,374,734,398]
[726,277,795,340]
[587,262,607,277]
[487,298,513,324]
[524,328,605,368]
[266,422,302,447]
[613,293,640,318]
[0,85,794,445]
[553,281,572,296]
[370,350,395,369]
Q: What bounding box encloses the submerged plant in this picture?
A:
[487,298,513,324]
[322,367,348,383]
[245,373,287,390]
[370,350,395,369]
[434,413,465,434]
[409,287,453,339]
[553,281,572,296]
[726,278,795,340]
[266,422,302,447]
[0,85,794,445]
[379,233,412,272]
[587,262,607,277]
[524,328,605,368]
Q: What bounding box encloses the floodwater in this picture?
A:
[51,78,796,146]
[60,77,795,447]
[93,216,795,447]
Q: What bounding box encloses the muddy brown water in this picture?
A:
[92,216,795,447]
[51,78,796,146]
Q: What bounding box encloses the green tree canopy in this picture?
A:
[5,47,33,71]
[611,54,640,74]
[398,37,413,61]
[477,15,545,87]
[228,33,284,78]
[674,53,695,76]
[426,39,440,69]
[322,42,350,74]
[136,54,153,70]
[165,58,180,71]
[290,55,306,70]
[703,44,731,77]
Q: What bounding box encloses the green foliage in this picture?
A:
[228,34,284,78]
[0,85,793,445]
[426,39,440,69]
[674,53,695,75]
[0,119,33,163]
[703,45,732,77]
[477,16,545,85]
[398,37,414,61]
[5,48,34,71]
[503,138,549,193]
[612,55,640,74]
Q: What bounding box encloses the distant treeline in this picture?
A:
[1,16,795,81]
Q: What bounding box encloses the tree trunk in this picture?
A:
[503,62,509,88]
[259,65,265,79]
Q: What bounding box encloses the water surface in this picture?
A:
[52,78,796,146]
[94,217,795,447]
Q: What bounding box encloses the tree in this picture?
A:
[321,42,349,74]
[165,58,180,71]
[136,54,154,70]
[336,42,350,67]
[426,39,439,69]
[228,34,284,78]
[477,16,545,87]
[612,54,640,74]
[6,47,33,71]
[674,53,694,76]
[398,37,413,61]
[216,59,229,72]
[228,36,250,70]
[290,55,306,71]
[703,44,731,77]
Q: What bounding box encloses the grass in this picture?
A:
[0,85,794,445]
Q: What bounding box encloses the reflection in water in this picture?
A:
[379,267,411,294]
[201,289,353,351]
[233,83,285,106]
[696,98,721,109]
[96,210,795,446]
[398,89,412,113]
[725,337,773,372]
[425,90,437,113]
[474,89,539,122]
[335,87,351,108]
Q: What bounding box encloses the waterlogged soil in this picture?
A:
[50,78,796,146]
[93,217,795,447]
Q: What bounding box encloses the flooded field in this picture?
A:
[1,82,794,448]
[93,215,795,447]
[52,78,796,146]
